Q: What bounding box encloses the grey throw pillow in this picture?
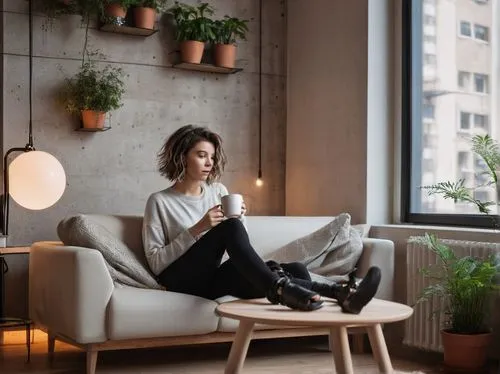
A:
[265,213,363,278]
[58,214,163,290]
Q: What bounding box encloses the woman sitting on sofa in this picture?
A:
[142,124,381,313]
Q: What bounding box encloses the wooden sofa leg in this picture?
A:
[87,347,98,374]
[352,334,365,353]
[48,334,55,362]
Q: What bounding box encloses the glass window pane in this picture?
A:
[408,0,498,218]
[474,24,489,41]
[460,21,471,36]
[460,112,471,130]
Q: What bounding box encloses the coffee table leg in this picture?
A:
[367,324,393,373]
[329,326,354,374]
[225,320,255,374]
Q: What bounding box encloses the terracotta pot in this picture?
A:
[134,7,156,29]
[81,110,106,129]
[105,3,127,18]
[214,44,236,68]
[441,330,492,372]
[180,41,205,64]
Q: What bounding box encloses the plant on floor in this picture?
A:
[409,233,500,371]
[411,233,500,334]
[61,53,125,129]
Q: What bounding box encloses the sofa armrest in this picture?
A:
[29,241,114,344]
[356,238,394,301]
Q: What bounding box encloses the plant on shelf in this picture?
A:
[61,55,126,130]
[212,16,248,68]
[414,134,500,372]
[133,0,167,29]
[166,2,215,64]
[101,0,139,25]
[409,233,500,372]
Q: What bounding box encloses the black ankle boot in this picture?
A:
[339,266,381,314]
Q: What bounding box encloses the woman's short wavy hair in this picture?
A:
[157,125,227,184]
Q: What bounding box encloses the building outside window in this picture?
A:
[402,0,499,226]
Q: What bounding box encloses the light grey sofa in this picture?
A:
[29,215,394,374]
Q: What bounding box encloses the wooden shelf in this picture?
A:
[76,127,111,132]
[173,62,243,74]
[99,24,158,37]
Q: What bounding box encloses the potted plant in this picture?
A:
[212,15,248,68]
[415,134,500,372]
[167,2,215,64]
[102,0,138,24]
[61,61,126,129]
[133,0,167,29]
[410,233,500,372]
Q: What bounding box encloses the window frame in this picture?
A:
[401,0,495,228]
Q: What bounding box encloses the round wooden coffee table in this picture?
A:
[216,298,413,374]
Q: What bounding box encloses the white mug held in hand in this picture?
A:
[221,194,243,218]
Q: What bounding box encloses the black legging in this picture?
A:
[158,218,314,300]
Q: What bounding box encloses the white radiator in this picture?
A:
[404,237,500,352]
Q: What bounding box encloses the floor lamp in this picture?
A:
[0,0,67,325]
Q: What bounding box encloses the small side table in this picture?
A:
[0,247,32,362]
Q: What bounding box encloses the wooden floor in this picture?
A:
[0,330,491,374]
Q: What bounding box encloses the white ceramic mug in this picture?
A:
[221,194,243,218]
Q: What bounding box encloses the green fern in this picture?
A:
[409,234,500,334]
[421,180,495,214]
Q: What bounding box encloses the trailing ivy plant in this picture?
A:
[166,2,215,42]
[410,233,500,334]
[212,16,248,45]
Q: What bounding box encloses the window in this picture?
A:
[457,152,470,171]
[423,103,435,119]
[474,24,489,41]
[424,15,436,25]
[460,21,472,37]
[459,112,471,130]
[474,114,488,130]
[458,71,470,90]
[402,0,497,228]
[474,73,489,93]
[424,53,436,64]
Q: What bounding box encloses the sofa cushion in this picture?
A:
[107,287,219,340]
[57,214,162,290]
[264,213,363,277]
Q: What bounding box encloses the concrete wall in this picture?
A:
[1,0,287,247]
[1,0,286,317]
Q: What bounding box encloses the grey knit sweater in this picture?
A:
[142,182,246,275]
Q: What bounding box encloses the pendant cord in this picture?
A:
[28,0,34,149]
[258,0,262,178]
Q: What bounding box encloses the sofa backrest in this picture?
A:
[246,216,336,257]
[82,214,368,261]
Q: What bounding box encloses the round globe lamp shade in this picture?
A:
[8,151,66,210]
